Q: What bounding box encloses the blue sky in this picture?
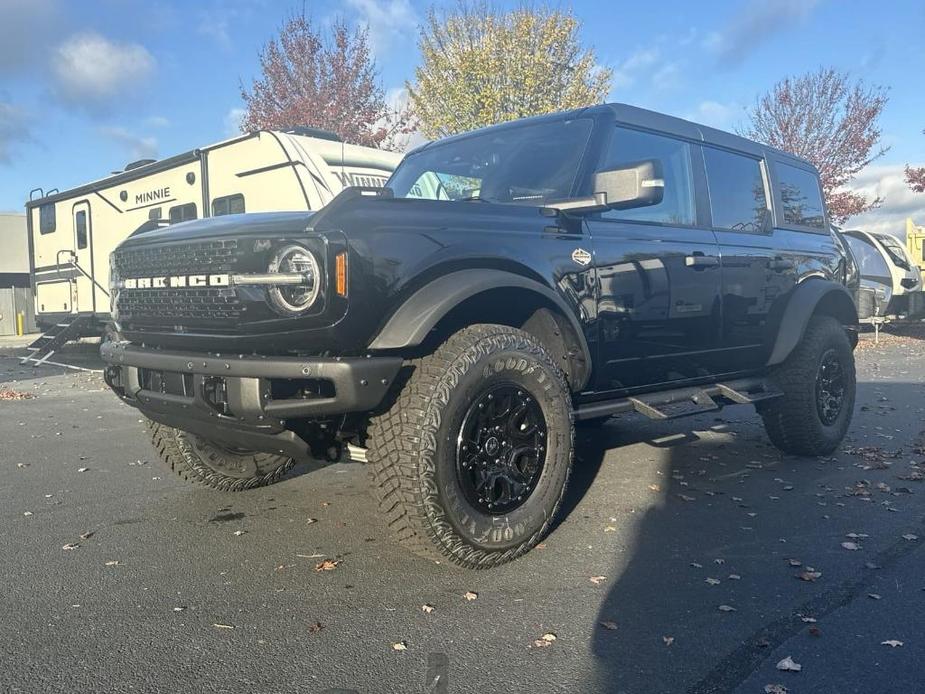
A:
[1,0,923,233]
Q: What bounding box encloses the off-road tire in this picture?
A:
[366,324,574,569]
[147,420,295,491]
[759,316,856,456]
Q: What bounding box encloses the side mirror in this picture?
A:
[593,159,664,210]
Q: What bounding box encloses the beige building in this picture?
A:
[0,213,35,335]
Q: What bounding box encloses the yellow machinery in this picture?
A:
[907,218,925,274]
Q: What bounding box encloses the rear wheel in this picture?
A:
[147,420,295,491]
[367,324,574,569]
[759,316,856,456]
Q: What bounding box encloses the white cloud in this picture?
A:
[611,47,680,92]
[144,115,170,128]
[612,48,661,90]
[198,16,231,49]
[344,0,418,55]
[0,100,30,162]
[685,100,743,131]
[224,107,246,137]
[845,164,925,239]
[52,33,155,110]
[709,0,822,66]
[99,126,158,162]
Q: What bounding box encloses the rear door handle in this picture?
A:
[768,257,794,271]
[684,254,719,268]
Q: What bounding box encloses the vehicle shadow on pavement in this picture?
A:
[576,380,925,694]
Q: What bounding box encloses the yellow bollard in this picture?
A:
[16,312,24,336]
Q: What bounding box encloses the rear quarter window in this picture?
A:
[777,163,826,229]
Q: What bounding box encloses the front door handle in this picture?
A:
[684,253,719,268]
[768,257,794,272]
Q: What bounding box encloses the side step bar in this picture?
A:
[575,377,782,422]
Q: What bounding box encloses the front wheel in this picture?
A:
[759,316,856,456]
[147,420,295,491]
[367,324,574,569]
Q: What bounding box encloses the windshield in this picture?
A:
[387,118,593,205]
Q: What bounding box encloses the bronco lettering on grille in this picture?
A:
[122,274,230,289]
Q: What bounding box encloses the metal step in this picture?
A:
[575,377,783,422]
[20,315,93,367]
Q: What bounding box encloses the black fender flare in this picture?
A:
[368,269,593,390]
[767,279,858,366]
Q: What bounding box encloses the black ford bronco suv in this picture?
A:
[102,104,858,569]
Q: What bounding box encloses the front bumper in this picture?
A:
[101,341,401,458]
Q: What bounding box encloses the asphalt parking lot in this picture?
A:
[2,331,924,694]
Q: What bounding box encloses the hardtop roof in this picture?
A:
[408,102,816,172]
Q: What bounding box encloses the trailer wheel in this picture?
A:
[147,420,295,491]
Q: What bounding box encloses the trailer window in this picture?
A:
[168,203,197,223]
[75,210,88,249]
[148,207,162,220]
[212,194,245,216]
[39,203,56,234]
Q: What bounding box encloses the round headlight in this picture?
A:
[267,244,321,315]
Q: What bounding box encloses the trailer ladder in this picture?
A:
[20,315,94,369]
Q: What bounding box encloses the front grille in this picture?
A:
[118,287,243,321]
[113,239,241,276]
[114,239,248,324]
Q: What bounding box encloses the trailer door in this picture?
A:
[72,200,98,313]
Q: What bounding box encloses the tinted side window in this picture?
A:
[703,148,768,232]
[40,203,56,234]
[778,163,825,229]
[75,210,88,249]
[598,127,695,225]
[212,194,245,216]
[169,203,197,224]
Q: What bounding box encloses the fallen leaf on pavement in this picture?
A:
[77,467,89,473]
[728,574,741,580]
[706,578,720,585]
[765,685,789,694]
[590,575,607,585]
[532,633,557,648]
[308,622,324,633]
[902,534,918,541]
[213,623,235,629]
[314,559,339,572]
[599,621,618,631]
[841,541,861,551]
[663,635,674,646]
[464,591,478,601]
[788,559,802,567]
[233,530,247,536]
[798,570,822,582]
[868,593,882,600]
[677,494,696,502]
[422,604,435,614]
[0,389,33,400]
[104,560,120,566]
[79,532,94,540]
[392,641,408,651]
[881,640,904,647]
[718,604,736,612]
[776,656,802,672]
[61,543,79,551]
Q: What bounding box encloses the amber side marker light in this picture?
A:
[335,252,347,296]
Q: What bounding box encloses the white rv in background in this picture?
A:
[25,128,402,336]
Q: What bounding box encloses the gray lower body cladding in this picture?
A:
[101,341,402,457]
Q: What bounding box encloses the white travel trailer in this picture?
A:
[24,128,401,362]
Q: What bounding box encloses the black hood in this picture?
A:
[120,211,315,249]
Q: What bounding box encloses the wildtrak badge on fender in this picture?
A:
[102,103,858,569]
